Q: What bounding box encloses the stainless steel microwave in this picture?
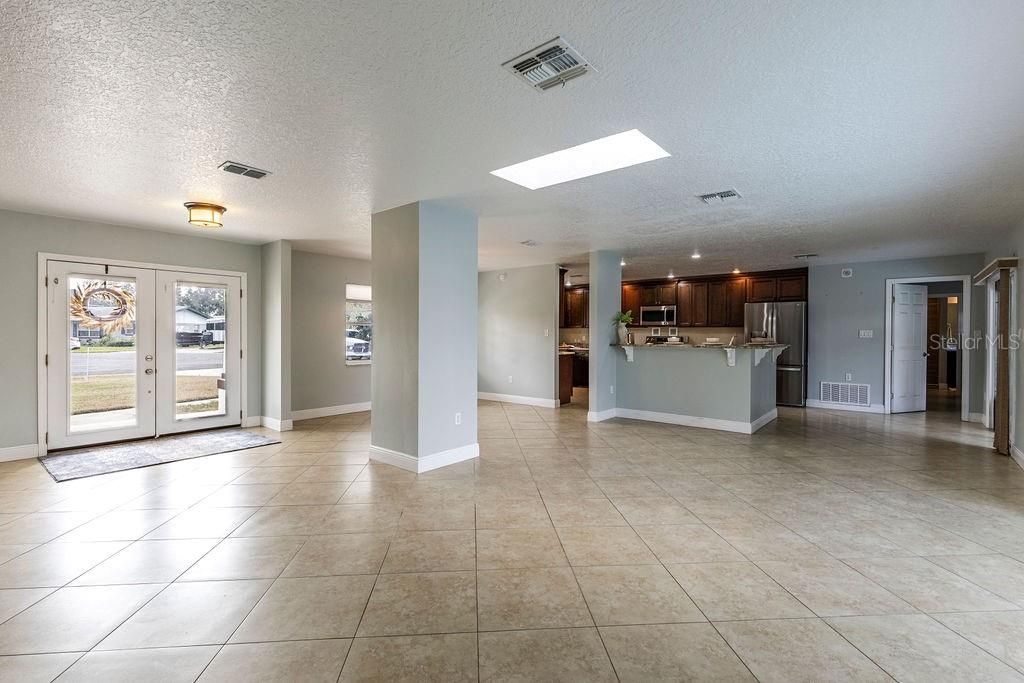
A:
[640,305,676,326]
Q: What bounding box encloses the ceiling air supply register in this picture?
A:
[503,37,594,91]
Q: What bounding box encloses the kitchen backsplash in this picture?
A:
[559,329,589,346]
[560,326,743,346]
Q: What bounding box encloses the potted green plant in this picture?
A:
[613,311,633,345]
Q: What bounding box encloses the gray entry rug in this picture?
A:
[39,429,280,482]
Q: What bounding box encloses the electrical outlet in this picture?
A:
[544,328,549,337]
[508,375,513,384]
[610,385,615,395]
[859,329,874,339]
[845,373,853,382]
[455,412,462,426]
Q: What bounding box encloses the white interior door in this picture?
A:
[46,261,156,449]
[891,283,928,413]
[155,271,242,434]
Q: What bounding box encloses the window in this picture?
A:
[345,284,372,364]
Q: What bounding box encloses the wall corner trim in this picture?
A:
[477,392,559,408]
[587,408,618,423]
[261,416,294,432]
[805,399,886,414]
[0,443,39,463]
[290,402,372,421]
[369,443,479,473]
[1011,443,1024,472]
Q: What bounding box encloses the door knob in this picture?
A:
[145,354,154,361]
[145,368,155,375]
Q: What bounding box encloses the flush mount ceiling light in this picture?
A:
[691,252,702,259]
[732,267,741,274]
[490,129,670,190]
[184,202,226,228]
[620,258,626,267]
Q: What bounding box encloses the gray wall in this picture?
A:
[291,250,372,412]
[0,209,263,449]
[478,265,559,401]
[1005,224,1024,448]
[417,202,478,457]
[261,240,292,422]
[808,253,986,411]
[588,251,621,415]
[370,203,420,456]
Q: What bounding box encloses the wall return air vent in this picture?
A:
[820,382,870,407]
[502,37,593,91]
[219,161,271,179]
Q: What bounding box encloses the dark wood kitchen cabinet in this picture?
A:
[708,278,747,327]
[558,354,573,404]
[640,284,676,307]
[572,353,589,387]
[746,276,778,303]
[621,284,641,324]
[676,280,708,327]
[562,286,589,328]
[777,274,807,301]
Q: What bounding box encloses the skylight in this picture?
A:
[490,129,670,190]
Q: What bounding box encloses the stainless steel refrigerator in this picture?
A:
[744,301,807,406]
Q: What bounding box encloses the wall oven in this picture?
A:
[640,305,676,326]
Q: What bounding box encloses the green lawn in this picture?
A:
[72,343,225,353]
[72,374,220,414]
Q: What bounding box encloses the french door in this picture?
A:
[46,260,242,450]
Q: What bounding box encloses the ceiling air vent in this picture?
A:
[697,189,741,204]
[502,37,593,91]
[219,161,271,179]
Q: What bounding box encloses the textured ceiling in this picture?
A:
[2,0,1023,279]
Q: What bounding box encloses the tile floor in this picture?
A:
[0,399,1023,681]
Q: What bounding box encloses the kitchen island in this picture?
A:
[607,344,786,433]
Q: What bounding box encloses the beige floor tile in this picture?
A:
[296,465,367,483]
[0,583,163,654]
[556,526,658,566]
[143,507,255,540]
[846,556,1020,612]
[612,496,700,525]
[476,528,568,569]
[828,614,1024,682]
[479,627,616,682]
[592,476,666,499]
[232,575,374,641]
[231,466,308,485]
[319,504,401,534]
[339,481,412,505]
[0,543,38,565]
[380,530,475,573]
[357,571,476,636]
[55,646,218,683]
[0,587,54,622]
[935,611,1024,672]
[399,502,476,530]
[56,509,179,542]
[476,498,551,529]
[667,562,813,620]
[97,580,271,649]
[0,541,129,588]
[0,653,80,681]
[709,521,832,561]
[0,513,100,545]
[282,533,390,576]
[340,633,476,682]
[756,557,915,617]
[197,483,286,508]
[927,554,1024,605]
[200,639,350,682]
[600,623,755,681]
[72,538,219,585]
[716,618,890,682]
[633,524,745,564]
[314,452,370,467]
[574,564,704,625]
[477,567,592,630]
[544,497,627,527]
[266,481,350,506]
[536,478,606,499]
[179,536,305,581]
[229,505,332,537]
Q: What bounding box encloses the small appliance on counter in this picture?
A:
[645,335,688,345]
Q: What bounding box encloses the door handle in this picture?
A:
[145,368,155,375]
[145,354,154,361]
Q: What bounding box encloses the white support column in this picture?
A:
[261,240,292,431]
[588,250,622,422]
[370,201,479,472]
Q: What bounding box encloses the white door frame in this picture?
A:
[37,252,248,455]
[984,269,1019,437]
[884,275,971,422]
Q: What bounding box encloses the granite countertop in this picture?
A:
[611,343,789,350]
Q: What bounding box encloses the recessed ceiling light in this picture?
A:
[667,272,674,279]
[490,129,670,190]
[793,253,819,260]
[691,252,701,260]
[732,267,741,274]
[620,258,626,267]
[184,202,225,228]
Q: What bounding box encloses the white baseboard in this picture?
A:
[805,399,886,414]
[242,416,263,428]
[261,417,293,432]
[968,412,986,424]
[587,408,617,423]
[0,443,38,463]
[478,392,558,409]
[369,442,479,474]
[291,402,372,421]
[1012,443,1024,472]
[614,407,776,434]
